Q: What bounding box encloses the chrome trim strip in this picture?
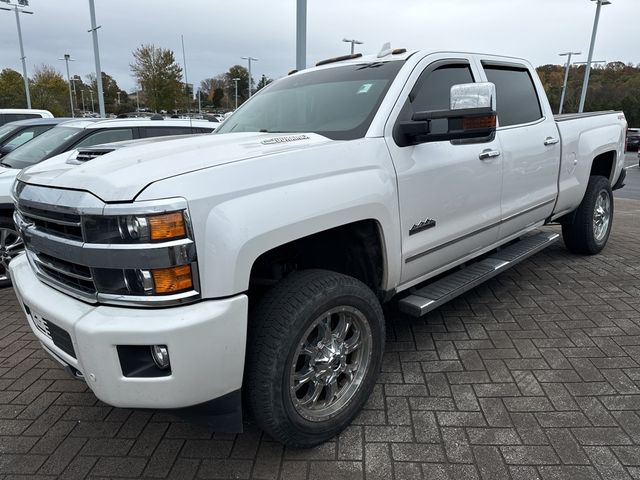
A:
[32,254,93,282]
[501,199,555,223]
[97,290,200,307]
[17,183,104,216]
[405,199,556,263]
[20,211,81,227]
[103,197,188,216]
[23,229,196,269]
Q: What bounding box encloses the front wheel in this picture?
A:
[562,175,613,255]
[245,269,385,448]
[0,217,23,288]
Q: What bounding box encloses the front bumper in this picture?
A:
[9,253,248,410]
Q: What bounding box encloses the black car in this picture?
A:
[627,128,640,152]
[0,118,72,158]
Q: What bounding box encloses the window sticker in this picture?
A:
[357,83,373,94]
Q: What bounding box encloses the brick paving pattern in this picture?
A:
[0,197,638,479]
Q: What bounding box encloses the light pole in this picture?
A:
[296,0,306,70]
[0,0,33,108]
[87,0,105,117]
[241,56,258,98]
[59,54,75,117]
[558,52,581,114]
[116,91,121,106]
[232,77,240,110]
[80,89,86,114]
[579,0,612,113]
[342,38,363,55]
[90,90,95,114]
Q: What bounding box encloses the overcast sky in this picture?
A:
[0,0,637,93]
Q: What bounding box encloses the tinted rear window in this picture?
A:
[483,65,542,127]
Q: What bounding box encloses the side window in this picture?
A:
[141,127,192,138]
[483,65,542,127]
[411,64,475,113]
[75,128,134,148]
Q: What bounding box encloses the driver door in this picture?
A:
[385,55,503,286]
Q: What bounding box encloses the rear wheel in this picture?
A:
[245,269,385,448]
[562,175,613,255]
[0,217,22,288]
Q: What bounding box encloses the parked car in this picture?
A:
[0,118,217,286]
[0,118,73,158]
[626,128,640,152]
[0,109,53,127]
[8,49,627,447]
[0,117,218,170]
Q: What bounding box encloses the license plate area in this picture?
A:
[24,304,77,359]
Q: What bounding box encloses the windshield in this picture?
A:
[0,124,18,141]
[2,126,82,169]
[216,61,404,140]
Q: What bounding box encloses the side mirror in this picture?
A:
[397,82,497,146]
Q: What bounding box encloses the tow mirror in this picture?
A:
[397,82,497,146]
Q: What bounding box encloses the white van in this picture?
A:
[0,109,53,127]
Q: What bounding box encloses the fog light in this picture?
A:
[150,345,170,369]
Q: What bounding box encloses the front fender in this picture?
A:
[138,138,401,298]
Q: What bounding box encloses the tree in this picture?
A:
[130,44,183,112]
[224,65,250,106]
[86,71,127,114]
[200,76,226,108]
[255,74,273,92]
[536,61,640,126]
[30,65,69,116]
[0,69,25,108]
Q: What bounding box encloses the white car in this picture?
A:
[0,109,53,127]
[9,48,627,447]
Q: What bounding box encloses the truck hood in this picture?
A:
[18,132,333,202]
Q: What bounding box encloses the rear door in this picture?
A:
[479,61,560,237]
[385,54,503,286]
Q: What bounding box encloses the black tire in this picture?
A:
[0,216,22,288]
[561,175,613,255]
[245,269,385,448]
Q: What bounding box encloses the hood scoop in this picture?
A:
[67,148,115,165]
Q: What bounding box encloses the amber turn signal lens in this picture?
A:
[463,115,497,130]
[151,265,193,294]
[149,212,186,241]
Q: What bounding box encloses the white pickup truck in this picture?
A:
[8,49,627,447]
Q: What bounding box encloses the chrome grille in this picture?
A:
[19,205,83,241]
[31,252,96,295]
[14,182,199,306]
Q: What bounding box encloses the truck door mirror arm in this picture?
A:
[394,82,498,147]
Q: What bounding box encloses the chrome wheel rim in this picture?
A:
[0,227,23,282]
[593,190,611,243]
[289,306,372,422]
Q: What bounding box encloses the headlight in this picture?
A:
[81,208,198,301]
[84,211,188,244]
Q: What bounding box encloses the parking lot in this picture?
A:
[0,154,638,479]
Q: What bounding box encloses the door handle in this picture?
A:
[544,137,560,146]
[479,149,501,160]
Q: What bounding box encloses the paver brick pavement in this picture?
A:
[0,198,638,479]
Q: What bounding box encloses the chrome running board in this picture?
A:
[398,232,560,317]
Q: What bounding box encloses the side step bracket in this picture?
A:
[398,232,559,317]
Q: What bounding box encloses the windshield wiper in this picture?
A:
[0,161,12,168]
